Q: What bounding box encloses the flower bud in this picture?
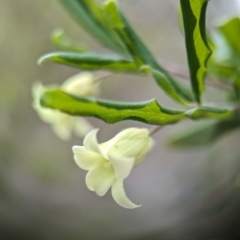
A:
[32,72,99,140]
[62,72,99,96]
[104,128,154,166]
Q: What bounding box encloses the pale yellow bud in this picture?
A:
[32,72,99,140]
[102,128,154,166]
[62,72,99,96]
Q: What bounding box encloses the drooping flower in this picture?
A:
[72,128,154,209]
[32,72,99,140]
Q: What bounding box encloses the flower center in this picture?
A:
[104,162,112,168]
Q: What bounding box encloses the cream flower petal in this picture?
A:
[74,118,93,138]
[52,120,71,140]
[83,129,101,154]
[111,179,141,209]
[61,72,98,97]
[99,128,137,152]
[72,146,102,170]
[108,152,135,180]
[35,107,60,124]
[51,114,77,140]
[134,139,154,167]
[86,163,115,196]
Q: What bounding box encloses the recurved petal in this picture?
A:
[83,129,102,154]
[74,118,93,138]
[86,164,115,196]
[72,146,102,170]
[32,82,45,103]
[108,152,134,180]
[51,114,77,140]
[111,179,141,209]
[52,118,72,141]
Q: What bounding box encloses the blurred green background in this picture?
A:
[1,0,240,239]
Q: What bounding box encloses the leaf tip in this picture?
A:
[37,55,46,66]
[51,27,64,40]
[139,65,151,74]
[37,53,53,66]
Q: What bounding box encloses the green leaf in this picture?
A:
[152,69,193,105]
[40,89,234,126]
[40,89,186,125]
[58,0,123,51]
[209,17,240,96]
[103,0,194,105]
[210,31,232,64]
[226,92,239,103]
[169,118,240,147]
[217,17,240,98]
[185,106,233,120]
[180,0,212,103]
[233,73,240,99]
[103,0,156,68]
[38,52,137,72]
[51,28,85,52]
[209,62,236,80]
[218,17,240,55]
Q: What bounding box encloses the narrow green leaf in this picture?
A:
[103,0,156,67]
[169,118,240,147]
[180,0,212,103]
[40,89,186,125]
[103,0,194,105]
[170,121,220,147]
[51,28,85,52]
[209,63,236,80]
[38,52,137,72]
[185,106,233,119]
[58,0,123,51]
[233,73,240,99]
[210,17,240,96]
[152,70,192,105]
[40,89,234,126]
[217,17,240,98]
[218,17,240,55]
[210,31,232,64]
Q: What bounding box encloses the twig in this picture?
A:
[158,58,234,92]
[149,125,163,136]
[94,72,115,83]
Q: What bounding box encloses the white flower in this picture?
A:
[32,72,99,140]
[61,72,99,96]
[72,128,154,209]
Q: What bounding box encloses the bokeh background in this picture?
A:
[1,0,240,239]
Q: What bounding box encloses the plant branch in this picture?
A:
[158,58,234,92]
[94,72,115,83]
[149,125,163,136]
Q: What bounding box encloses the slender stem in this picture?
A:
[149,125,163,136]
[158,58,234,91]
[95,59,234,91]
[208,76,234,91]
[94,72,115,84]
